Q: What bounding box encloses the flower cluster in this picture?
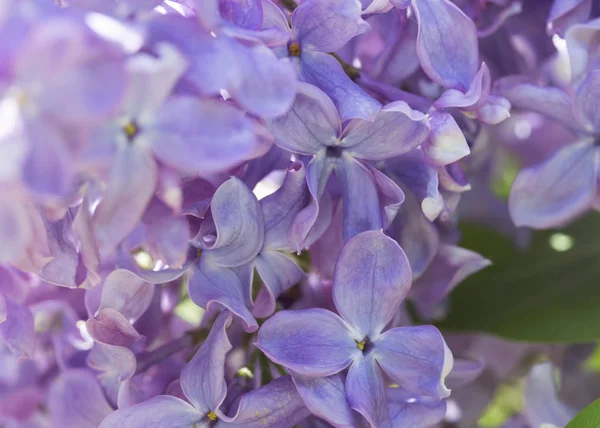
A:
[1,0,599,427]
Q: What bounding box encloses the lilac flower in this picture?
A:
[264,0,381,120]
[99,311,310,427]
[257,230,453,426]
[499,68,600,228]
[270,82,430,241]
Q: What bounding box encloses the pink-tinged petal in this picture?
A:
[9,197,52,274]
[412,0,478,90]
[373,325,453,399]
[201,178,264,267]
[87,343,136,405]
[292,0,369,52]
[346,355,392,428]
[188,261,258,332]
[257,308,359,377]
[387,389,447,427]
[99,395,202,428]
[496,76,580,130]
[38,210,80,288]
[548,0,592,36]
[86,308,142,347]
[341,101,430,161]
[0,299,35,360]
[222,376,311,427]
[148,96,261,176]
[411,245,491,317]
[524,362,577,428]
[232,44,297,119]
[424,111,470,166]
[253,250,305,318]
[0,293,5,323]
[301,51,381,121]
[566,17,600,83]
[292,372,357,428]
[0,386,42,422]
[333,230,411,337]
[98,269,154,322]
[21,119,74,198]
[73,197,101,289]
[509,141,599,228]
[93,145,157,253]
[434,63,491,110]
[334,156,386,241]
[269,82,340,155]
[49,370,113,428]
[181,311,232,415]
[575,69,600,132]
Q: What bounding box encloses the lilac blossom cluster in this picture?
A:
[1,0,599,427]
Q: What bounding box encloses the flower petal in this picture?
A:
[524,362,577,428]
[181,311,232,415]
[341,101,430,161]
[253,250,305,318]
[346,355,392,428]
[566,17,600,83]
[49,370,113,428]
[387,389,447,427]
[86,308,142,347]
[292,372,357,428]
[292,0,369,52]
[93,145,157,253]
[301,51,381,121]
[333,230,412,338]
[423,111,470,166]
[411,245,491,318]
[221,376,311,427]
[188,260,257,332]
[373,325,453,399]
[334,155,385,241]
[0,298,35,360]
[509,141,599,228]
[257,308,359,377]
[148,97,262,176]
[202,178,264,267]
[269,82,340,155]
[99,395,202,428]
[575,69,600,132]
[98,269,154,322]
[412,0,478,90]
[548,0,592,37]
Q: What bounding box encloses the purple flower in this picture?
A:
[270,82,430,241]
[99,311,310,427]
[257,230,453,426]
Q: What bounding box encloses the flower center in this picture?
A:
[326,145,344,158]
[122,121,139,142]
[207,411,218,421]
[356,337,373,354]
[288,42,301,57]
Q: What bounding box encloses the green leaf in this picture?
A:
[566,398,600,428]
[438,213,600,343]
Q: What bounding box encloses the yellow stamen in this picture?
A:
[288,42,301,57]
[196,248,202,258]
[357,340,366,351]
[123,122,138,139]
[207,411,218,421]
